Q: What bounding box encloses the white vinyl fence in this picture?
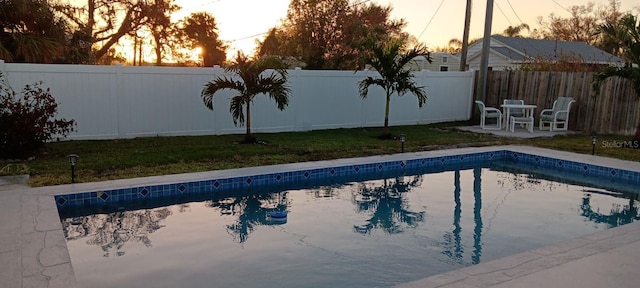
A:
[0,61,475,140]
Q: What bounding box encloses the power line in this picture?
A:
[505,0,525,25]
[502,0,545,57]
[495,1,513,26]
[351,0,373,7]
[181,0,223,12]
[228,31,270,42]
[417,0,445,40]
[549,0,572,13]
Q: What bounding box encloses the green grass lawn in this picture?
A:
[1,122,638,187]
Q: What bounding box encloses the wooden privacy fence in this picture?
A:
[481,70,639,135]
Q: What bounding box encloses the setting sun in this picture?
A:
[174,0,290,58]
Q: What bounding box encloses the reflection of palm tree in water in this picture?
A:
[352,176,425,234]
[472,168,483,264]
[209,191,289,243]
[442,168,483,265]
[580,192,640,227]
[443,170,463,262]
[62,208,173,257]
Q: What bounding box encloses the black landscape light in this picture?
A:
[68,154,79,183]
[591,136,597,155]
[399,134,406,153]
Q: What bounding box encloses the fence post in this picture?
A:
[420,69,429,123]
[115,63,123,138]
[291,67,305,131]
[467,70,477,120]
[212,65,222,135]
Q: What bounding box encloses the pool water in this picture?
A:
[59,163,639,288]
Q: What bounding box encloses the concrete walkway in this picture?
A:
[398,221,640,288]
[1,146,639,288]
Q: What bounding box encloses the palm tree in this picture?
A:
[201,52,291,143]
[0,0,67,63]
[358,38,431,138]
[502,23,530,37]
[592,14,640,140]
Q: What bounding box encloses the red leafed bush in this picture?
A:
[0,73,75,159]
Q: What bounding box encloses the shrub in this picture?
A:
[0,73,75,159]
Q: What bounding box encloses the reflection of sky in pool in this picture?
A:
[60,164,639,288]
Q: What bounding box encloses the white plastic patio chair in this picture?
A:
[539,97,575,131]
[503,99,525,117]
[475,100,502,130]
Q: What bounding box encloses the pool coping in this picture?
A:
[4,145,640,288]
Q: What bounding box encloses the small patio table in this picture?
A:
[500,104,536,130]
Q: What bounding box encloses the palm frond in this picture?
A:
[402,82,428,107]
[0,42,13,62]
[201,76,245,110]
[13,34,62,63]
[598,14,640,66]
[397,44,431,69]
[229,96,245,126]
[594,14,640,96]
[257,75,290,110]
[359,77,386,99]
[224,51,249,75]
[593,66,640,96]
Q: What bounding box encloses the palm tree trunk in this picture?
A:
[245,100,253,143]
[382,91,391,137]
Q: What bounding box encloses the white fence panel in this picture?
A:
[419,71,475,123]
[0,61,474,140]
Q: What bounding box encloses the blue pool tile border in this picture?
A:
[54,150,639,209]
[505,151,640,183]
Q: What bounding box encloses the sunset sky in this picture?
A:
[172,0,638,59]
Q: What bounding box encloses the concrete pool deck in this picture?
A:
[1,145,639,288]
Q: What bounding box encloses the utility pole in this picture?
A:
[459,0,472,71]
[478,0,494,103]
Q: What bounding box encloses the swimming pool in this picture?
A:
[55,150,640,288]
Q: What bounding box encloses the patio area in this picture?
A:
[456,125,579,139]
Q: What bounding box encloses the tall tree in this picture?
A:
[256,28,281,57]
[181,12,226,67]
[54,0,150,62]
[592,14,640,140]
[0,0,67,63]
[144,0,180,65]
[258,0,407,70]
[533,0,624,48]
[358,38,431,138]
[281,0,352,69]
[201,53,291,143]
[335,3,408,69]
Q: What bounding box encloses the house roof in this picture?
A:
[490,35,625,65]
